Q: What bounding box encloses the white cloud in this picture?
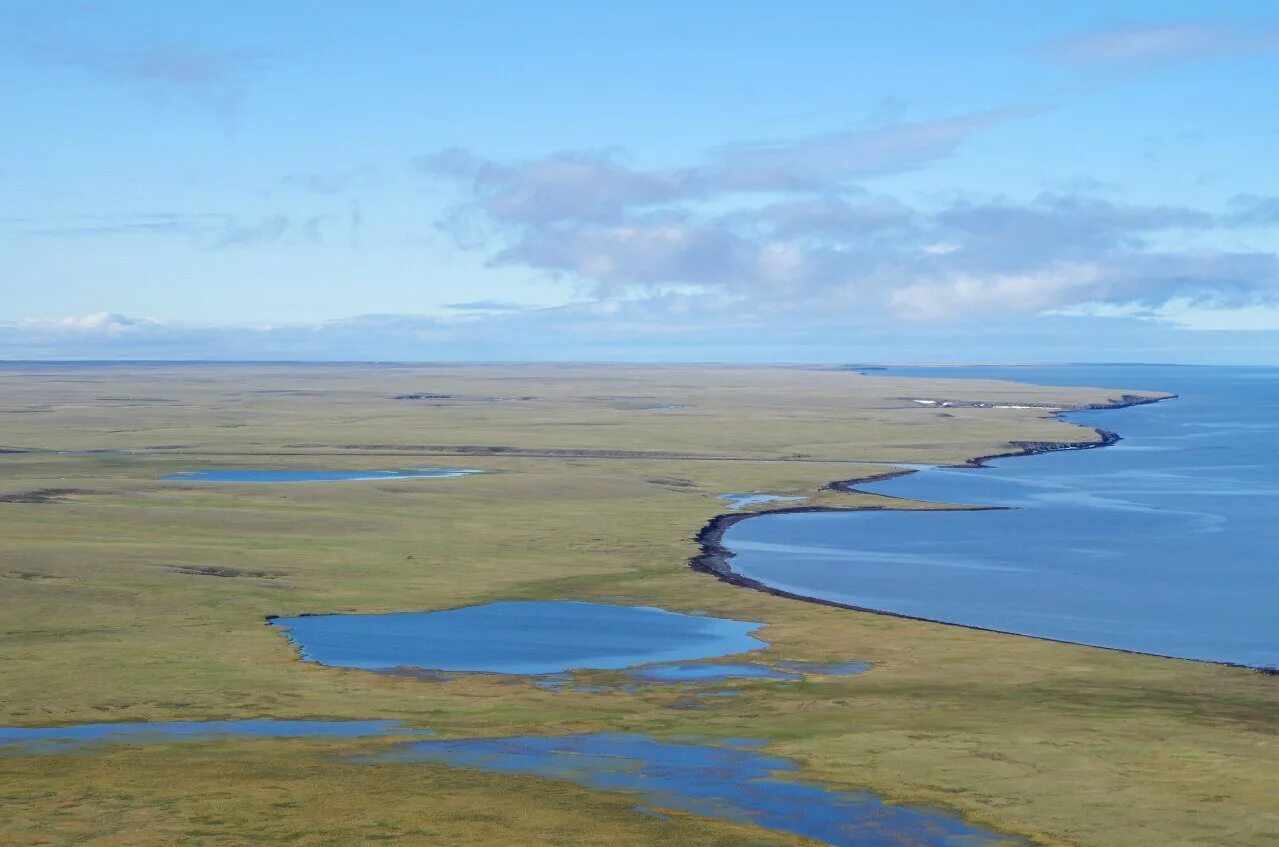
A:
[10,8,270,120]
[1035,21,1279,68]
[1155,301,1279,331]
[423,122,1279,324]
[18,312,163,334]
[888,265,1104,320]
[425,108,1033,225]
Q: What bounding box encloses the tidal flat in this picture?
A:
[0,363,1275,847]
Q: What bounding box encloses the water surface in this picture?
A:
[725,365,1278,667]
[271,601,768,675]
[719,493,805,509]
[366,733,1027,846]
[627,663,797,682]
[161,467,480,482]
[0,720,426,754]
[5,722,1020,844]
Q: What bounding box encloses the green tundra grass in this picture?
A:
[0,363,1274,847]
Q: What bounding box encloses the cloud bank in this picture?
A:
[5,305,1275,365]
[422,111,1279,323]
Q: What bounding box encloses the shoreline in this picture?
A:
[689,392,1276,676]
[957,392,1170,467]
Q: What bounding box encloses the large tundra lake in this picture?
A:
[723,365,1278,668]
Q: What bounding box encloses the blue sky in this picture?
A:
[2,1,1278,362]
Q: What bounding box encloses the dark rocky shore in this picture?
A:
[957,392,1173,467]
[689,480,995,626]
[687,389,1276,674]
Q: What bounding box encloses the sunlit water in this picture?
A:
[365,733,1028,846]
[3,723,1021,844]
[719,493,805,509]
[723,365,1278,667]
[270,601,768,675]
[0,720,427,754]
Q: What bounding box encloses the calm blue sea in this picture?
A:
[724,365,1278,668]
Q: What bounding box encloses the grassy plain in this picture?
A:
[0,363,1274,847]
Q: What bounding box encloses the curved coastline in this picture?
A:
[689,392,1276,675]
[956,392,1170,467]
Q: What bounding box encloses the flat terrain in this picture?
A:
[1,363,1274,847]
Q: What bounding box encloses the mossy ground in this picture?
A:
[0,364,1273,846]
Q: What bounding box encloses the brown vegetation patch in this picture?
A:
[0,488,99,504]
[169,565,285,579]
[1,571,68,583]
[646,477,698,488]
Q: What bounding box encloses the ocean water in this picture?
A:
[271,601,768,675]
[365,733,1028,846]
[160,467,480,482]
[723,365,1278,668]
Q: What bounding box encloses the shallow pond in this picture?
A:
[4,722,1024,844]
[0,720,427,754]
[626,662,797,682]
[365,733,1028,846]
[160,467,481,482]
[719,493,805,509]
[271,601,768,675]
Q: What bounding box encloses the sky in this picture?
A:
[2,1,1278,363]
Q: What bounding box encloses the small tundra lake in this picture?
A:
[719,493,805,509]
[2,723,1022,845]
[724,365,1278,668]
[368,733,1029,847]
[0,720,426,754]
[271,601,768,675]
[160,467,481,482]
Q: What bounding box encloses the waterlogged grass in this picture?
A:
[0,363,1274,847]
[0,740,813,847]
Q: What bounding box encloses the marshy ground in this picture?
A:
[0,363,1274,846]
